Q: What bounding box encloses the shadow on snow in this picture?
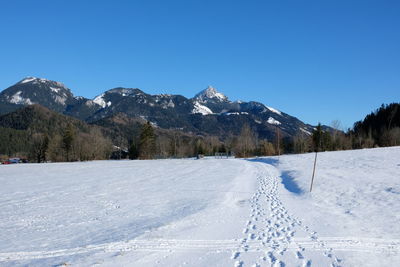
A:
[247,157,304,195]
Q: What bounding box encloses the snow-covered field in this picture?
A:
[1,147,399,266]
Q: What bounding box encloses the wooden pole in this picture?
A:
[276,125,280,156]
[310,152,318,192]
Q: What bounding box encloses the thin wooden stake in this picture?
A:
[310,152,318,192]
[276,125,280,156]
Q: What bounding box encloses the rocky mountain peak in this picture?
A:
[17,77,69,91]
[194,86,228,102]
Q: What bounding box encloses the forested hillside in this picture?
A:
[1,100,399,163]
[352,103,400,147]
[0,105,112,162]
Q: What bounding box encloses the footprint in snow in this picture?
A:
[231,251,240,260]
[295,251,304,259]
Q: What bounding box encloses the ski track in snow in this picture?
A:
[1,160,400,265]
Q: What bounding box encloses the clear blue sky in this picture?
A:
[1,0,399,129]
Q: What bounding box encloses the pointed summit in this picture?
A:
[194,85,228,102]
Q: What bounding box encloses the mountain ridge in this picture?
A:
[0,76,318,140]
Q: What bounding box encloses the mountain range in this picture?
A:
[0,77,317,141]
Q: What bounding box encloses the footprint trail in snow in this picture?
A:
[1,160,399,265]
[232,162,342,267]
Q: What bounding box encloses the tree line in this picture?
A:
[126,103,400,159]
[126,122,278,159]
[2,103,399,162]
[0,125,113,163]
[289,103,400,154]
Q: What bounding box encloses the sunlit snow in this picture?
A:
[266,106,282,115]
[93,93,107,108]
[0,147,400,266]
[267,117,281,125]
[194,86,228,102]
[300,128,312,135]
[8,91,33,105]
[0,148,399,266]
[191,101,213,115]
[19,77,36,84]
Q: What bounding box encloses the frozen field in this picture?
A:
[0,147,399,266]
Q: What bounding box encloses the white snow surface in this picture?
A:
[167,99,175,108]
[8,91,33,105]
[267,117,281,125]
[1,147,400,266]
[53,95,67,105]
[191,101,213,115]
[19,77,36,84]
[225,112,249,116]
[49,86,61,93]
[300,127,312,135]
[93,93,107,108]
[18,77,67,89]
[194,86,228,102]
[160,99,175,109]
[266,106,282,115]
[84,100,95,107]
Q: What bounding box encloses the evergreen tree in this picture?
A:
[138,122,156,159]
[62,124,75,161]
[37,134,49,163]
[352,103,400,147]
[218,144,226,153]
[312,123,332,151]
[312,123,323,152]
[128,141,139,159]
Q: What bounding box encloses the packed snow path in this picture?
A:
[232,162,342,267]
[1,147,400,266]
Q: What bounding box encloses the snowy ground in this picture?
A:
[0,147,399,266]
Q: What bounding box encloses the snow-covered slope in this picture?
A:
[0,77,103,119]
[194,85,228,102]
[191,101,213,115]
[1,147,399,266]
[0,77,75,110]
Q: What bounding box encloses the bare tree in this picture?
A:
[389,127,400,146]
[258,139,276,156]
[236,124,257,157]
[47,134,64,162]
[157,135,171,158]
[293,132,311,154]
[204,136,220,155]
[30,133,49,163]
[330,120,340,150]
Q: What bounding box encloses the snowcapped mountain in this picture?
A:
[0,77,76,112]
[0,77,102,120]
[194,86,228,102]
[0,78,317,140]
